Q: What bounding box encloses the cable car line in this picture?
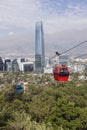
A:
[56,40,87,55]
[74,53,87,59]
[53,40,87,82]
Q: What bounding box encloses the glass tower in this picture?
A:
[35,21,45,73]
[0,57,4,71]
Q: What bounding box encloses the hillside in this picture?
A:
[0,72,87,130]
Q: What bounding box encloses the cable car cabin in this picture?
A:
[15,84,23,93]
[53,66,69,82]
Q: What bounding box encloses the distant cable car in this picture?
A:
[53,65,69,82]
[15,84,23,93]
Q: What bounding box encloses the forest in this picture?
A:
[0,72,87,130]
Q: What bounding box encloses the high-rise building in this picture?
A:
[23,62,34,72]
[6,62,12,71]
[35,21,45,73]
[0,57,4,71]
[4,59,11,71]
[12,59,19,72]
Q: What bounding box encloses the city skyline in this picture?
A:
[0,0,87,56]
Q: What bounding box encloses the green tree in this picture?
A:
[7,111,53,130]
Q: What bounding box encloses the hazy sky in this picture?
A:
[0,0,87,35]
[0,0,87,56]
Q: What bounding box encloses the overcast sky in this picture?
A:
[0,0,87,56]
[0,0,87,34]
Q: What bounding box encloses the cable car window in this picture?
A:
[16,86,22,89]
[16,84,23,93]
[58,68,69,76]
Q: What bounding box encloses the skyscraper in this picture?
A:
[4,58,11,71]
[0,57,4,71]
[35,21,45,73]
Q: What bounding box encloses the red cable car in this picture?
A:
[53,65,69,82]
